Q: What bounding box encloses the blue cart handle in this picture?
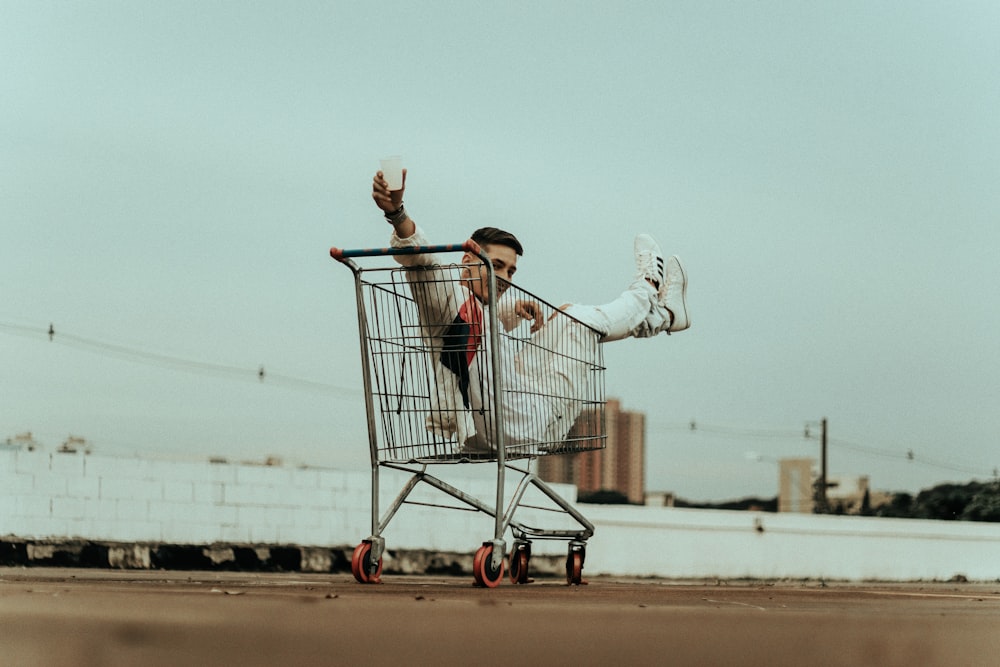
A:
[330,240,483,262]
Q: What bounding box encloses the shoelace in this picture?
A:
[636,252,664,290]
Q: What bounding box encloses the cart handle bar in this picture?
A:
[330,240,482,262]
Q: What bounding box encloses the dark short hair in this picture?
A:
[471,227,523,256]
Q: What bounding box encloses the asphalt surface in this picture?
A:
[2,568,999,666]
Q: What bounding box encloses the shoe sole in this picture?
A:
[668,256,689,333]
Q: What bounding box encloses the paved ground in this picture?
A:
[2,568,999,666]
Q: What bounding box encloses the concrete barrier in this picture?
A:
[3,448,999,580]
[583,504,1000,581]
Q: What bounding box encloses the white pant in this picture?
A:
[498,279,668,447]
[565,278,669,342]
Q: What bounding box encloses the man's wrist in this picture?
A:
[385,204,408,226]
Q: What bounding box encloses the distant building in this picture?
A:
[3,432,40,451]
[779,458,816,513]
[826,475,873,515]
[644,491,675,507]
[538,398,645,504]
[779,457,876,515]
[58,435,92,455]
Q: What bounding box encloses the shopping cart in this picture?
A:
[330,240,606,586]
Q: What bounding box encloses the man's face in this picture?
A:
[463,243,518,304]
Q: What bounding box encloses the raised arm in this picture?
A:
[370,169,458,335]
[372,169,415,239]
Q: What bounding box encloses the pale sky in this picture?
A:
[3,1,998,501]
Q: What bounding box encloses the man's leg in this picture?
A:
[562,282,663,342]
[512,313,600,446]
[559,234,672,342]
[507,234,668,444]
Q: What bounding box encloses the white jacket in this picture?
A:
[390,225,521,449]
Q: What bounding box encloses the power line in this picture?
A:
[648,418,803,440]
[649,414,993,480]
[0,320,361,400]
[829,437,985,477]
[4,320,995,480]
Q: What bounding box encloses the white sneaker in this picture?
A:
[661,255,689,333]
[634,234,665,291]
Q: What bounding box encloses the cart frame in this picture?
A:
[330,240,606,586]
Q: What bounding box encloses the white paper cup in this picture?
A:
[379,156,404,191]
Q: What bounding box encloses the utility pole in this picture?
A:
[820,417,828,512]
[805,418,829,513]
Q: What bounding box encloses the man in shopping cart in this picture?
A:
[371,169,689,453]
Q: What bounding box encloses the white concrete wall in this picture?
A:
[1,448,363,546]
[0,449,573,554]
[3,448,1000,580]
[584,505,1000,581]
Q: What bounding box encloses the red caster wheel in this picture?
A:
[351,541,383,584]
[566,548,586,586]
[509,545,531,584]
[472,544,505,588]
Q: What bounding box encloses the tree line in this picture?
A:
[865,480,1000,522]
[580,480,1000,522]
